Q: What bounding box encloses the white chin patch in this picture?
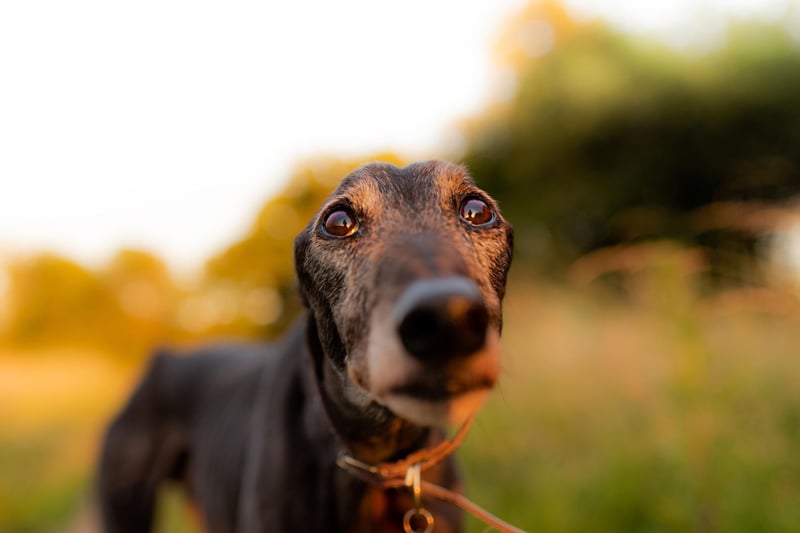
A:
[383,388,491,428]
[363,303,501,427]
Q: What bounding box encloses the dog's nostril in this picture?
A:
[397,308,439,350]
[464,305,490,334]
[395,279,489,363]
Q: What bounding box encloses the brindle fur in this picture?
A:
[98,161,513,532]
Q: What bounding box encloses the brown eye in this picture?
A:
[323,208,359,237]
[460,198,495,226]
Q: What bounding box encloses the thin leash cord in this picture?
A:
[419,481,527,533]
[374,477,527,533]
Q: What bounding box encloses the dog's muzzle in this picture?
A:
[364,276,499,427]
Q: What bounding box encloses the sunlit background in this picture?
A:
[2,1,800,531]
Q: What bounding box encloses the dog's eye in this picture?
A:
[323,208,359,237]
[460,198,495,226]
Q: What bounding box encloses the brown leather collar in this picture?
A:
[336,415,474,485]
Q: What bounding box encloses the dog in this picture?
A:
[98,160,514,532]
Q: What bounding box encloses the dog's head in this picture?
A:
[295,161,513,428]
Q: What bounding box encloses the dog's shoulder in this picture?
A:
[140,319,311,413]
[127,341,265,423]
[150,340,265,383]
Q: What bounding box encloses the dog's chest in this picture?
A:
[351,487,412,533]
[349,487,458,533]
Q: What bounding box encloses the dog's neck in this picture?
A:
[304,315,434,465]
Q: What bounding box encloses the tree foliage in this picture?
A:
[462,1,800,275]
[1,249,182,355]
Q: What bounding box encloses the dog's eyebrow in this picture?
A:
[323,194,356,207]
[323,179,384,218]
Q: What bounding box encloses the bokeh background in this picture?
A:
[3,1,800,531]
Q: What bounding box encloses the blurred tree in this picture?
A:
[4,254,114,347]
[101,249,180,353]
[462,1,800,279]
[204,153,407,337]
[1,249,186,355]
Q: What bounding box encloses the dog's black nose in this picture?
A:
[394,277,489,363]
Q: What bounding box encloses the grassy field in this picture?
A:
[0,349,130,532]
[460,277,800,532]
[2,272,800,532]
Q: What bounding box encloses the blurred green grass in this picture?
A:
[2,265,800,532]
[460,272,800,532]
[0,427,86,532]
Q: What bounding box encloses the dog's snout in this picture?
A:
[394,278,489,363]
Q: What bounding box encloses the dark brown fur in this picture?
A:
[98,161,513,532]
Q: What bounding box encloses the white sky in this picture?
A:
[0,0,795,273]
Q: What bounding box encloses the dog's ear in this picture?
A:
[496,223,514,304]
[293,226,312,308]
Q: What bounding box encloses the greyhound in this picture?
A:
[98,160,514,532]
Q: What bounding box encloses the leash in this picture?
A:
[336,416,528,533]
